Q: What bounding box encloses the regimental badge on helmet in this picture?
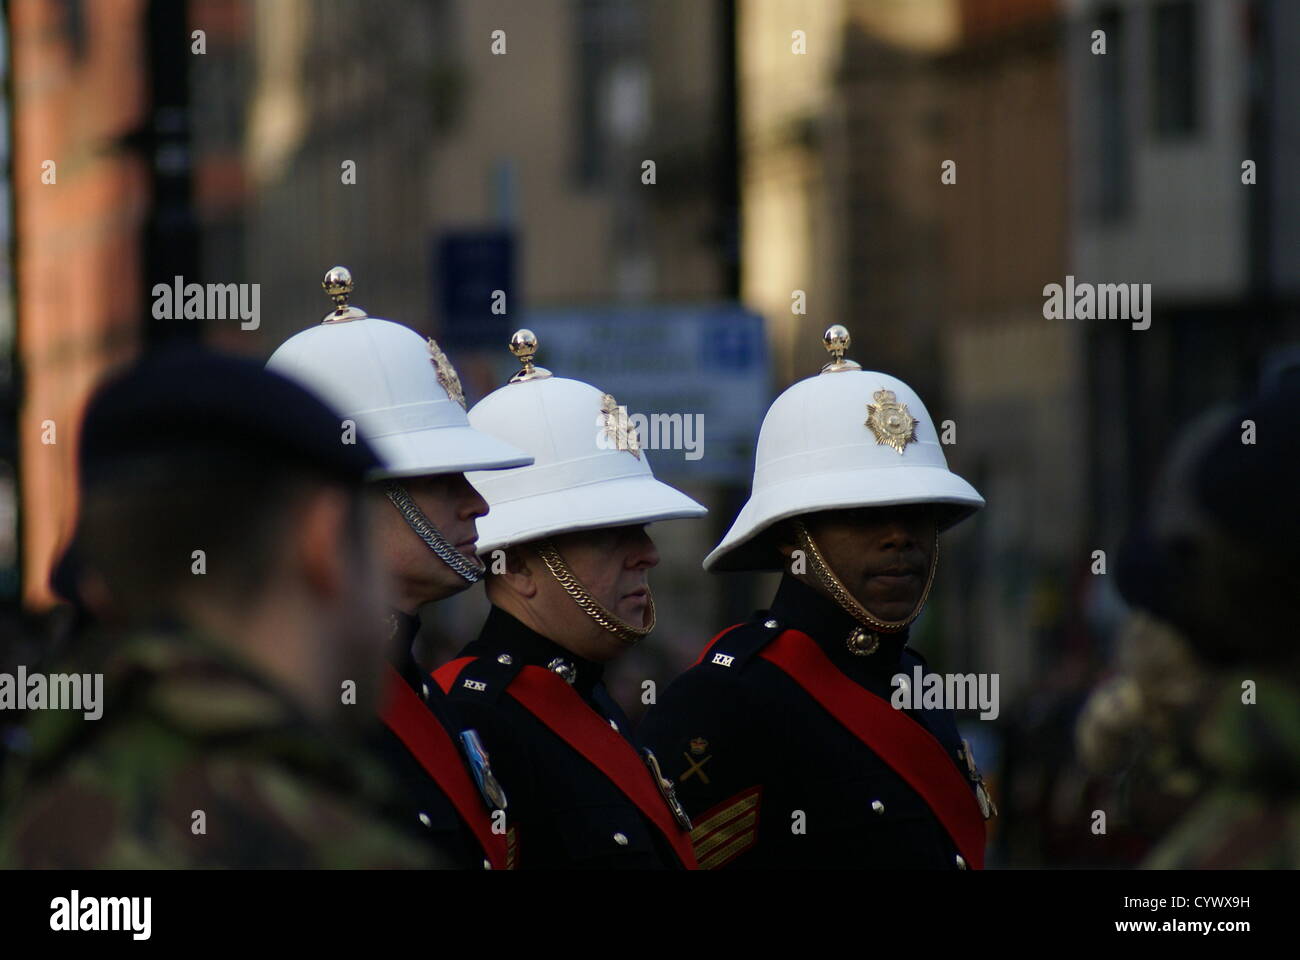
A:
[427,338,466,410]
[599,392,641,459]
[464,329,705,555]
[865,388,918,454]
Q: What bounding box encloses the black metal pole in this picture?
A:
[143,0,199,347]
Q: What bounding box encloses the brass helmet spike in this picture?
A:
[321,266,369,324]
[821,324,862,373]
[508,328,553,383]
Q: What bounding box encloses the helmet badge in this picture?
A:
[865,388,918,454]
[599,393,642,459]
[427,337,466,410]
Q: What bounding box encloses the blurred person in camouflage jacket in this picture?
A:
[0,349,442,868]
[1109,381,1300,868]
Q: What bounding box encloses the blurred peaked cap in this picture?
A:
[705,367,984,572]
[1193,380,1300,550]
[78,346,382,486]
[266,317,532,478]
[464,375,706,553]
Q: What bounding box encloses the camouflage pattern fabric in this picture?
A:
[0,629,440,868]
[1145,674,1300,869]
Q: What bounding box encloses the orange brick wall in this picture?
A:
[12,0,151,608]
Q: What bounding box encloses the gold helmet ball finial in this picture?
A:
[821,324,862,373]
[321,265,368,324]
[508,328,552,383]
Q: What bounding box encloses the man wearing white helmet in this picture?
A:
[430,330,706,869]
[640,325,995,870]
[268,268,533,870]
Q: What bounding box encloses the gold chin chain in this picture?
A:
[792,519,938,656]
[534,540,655,645]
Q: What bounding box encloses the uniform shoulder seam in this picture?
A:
[438,654,522,707]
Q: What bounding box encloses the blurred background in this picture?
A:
[0,0,1297,867]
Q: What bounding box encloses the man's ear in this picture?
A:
[297,486,351,601]
[773,520,799,560]
[487,547,540,600]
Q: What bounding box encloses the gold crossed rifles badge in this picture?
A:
[688,786,761,870]
[680,737,712,784]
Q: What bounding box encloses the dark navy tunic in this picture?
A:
[438,606,686,869]
[638,575,984,869]
[373,611,501,869]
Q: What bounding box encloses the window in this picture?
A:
[1152,0,1199,137]
[1094,6,1129,218]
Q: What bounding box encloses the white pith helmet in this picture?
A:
[465,329,707,554]
[266,267,533,479]
[705,324,984,572]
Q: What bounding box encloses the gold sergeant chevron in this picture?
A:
[689,785,762,869]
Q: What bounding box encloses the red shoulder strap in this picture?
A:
[378,663,508,870]
[758,630,987,869]
[506,666,697,869]
[690,623,746,667]
[433,657,478,695]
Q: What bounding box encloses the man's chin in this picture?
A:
[424,575,475,603]
[855,594,921,624]
[616,596,649,626]
[874,608,915,624]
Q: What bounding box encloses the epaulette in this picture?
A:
[435,654,525,708]
[693,611,786,675]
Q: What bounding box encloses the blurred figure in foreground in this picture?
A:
[1084,382,1300,868]
[0,350,442,867]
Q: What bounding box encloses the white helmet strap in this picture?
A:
[792,519,938,656]
[383,481,485,584]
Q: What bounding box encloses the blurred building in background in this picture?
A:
[0,8,15,608]
[1068,0,1300,545]
[9,0,154,609]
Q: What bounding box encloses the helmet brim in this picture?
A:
[371,423,534,479]
[704,464,984,572]
[472,473,707,555]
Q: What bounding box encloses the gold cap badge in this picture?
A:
[600,393,641,459]
[865,388,918,454]
[427,338,466,409]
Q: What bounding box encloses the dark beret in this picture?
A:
[77,346,381,486]
[1118,380,1299,619]
[52,347,380,607]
